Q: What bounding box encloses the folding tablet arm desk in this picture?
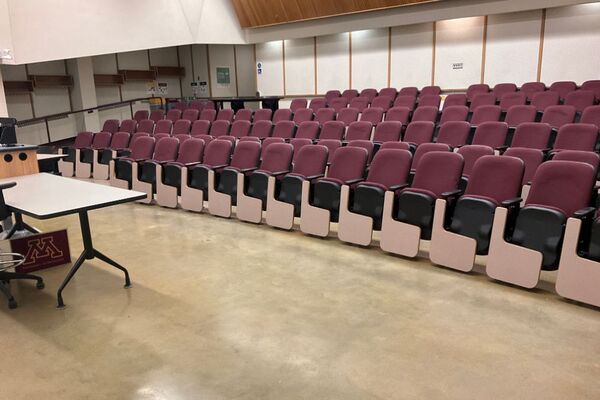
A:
[0,173,146,308]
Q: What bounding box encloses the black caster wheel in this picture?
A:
[8,299,17,309]
[36,281,45,290]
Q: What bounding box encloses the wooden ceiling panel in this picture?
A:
[232,0,436,28]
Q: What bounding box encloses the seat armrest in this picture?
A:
[388,183,409,192]
[184,161,203,167]
[440,189,463,200]
[305,174,325,181]
[239,167,258,173]
[501,197,522,208]
[495,145,508,153]
[271,170,290,177]
[0,182,17,191]
[573,207,596,220]
[344,178,364,186]
[209,164,229,170]
[117,149,132,157]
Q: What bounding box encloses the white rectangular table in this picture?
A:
[0,173,146,307]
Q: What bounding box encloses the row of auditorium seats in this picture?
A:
[59,117,600,170]
[56,125,600,307]
[100,102,600,145]
[166,80,600,113]
[83,133,600,308]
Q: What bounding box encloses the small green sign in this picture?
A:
[216,67,231,84]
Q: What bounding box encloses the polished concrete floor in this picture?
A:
[1,200,600,400]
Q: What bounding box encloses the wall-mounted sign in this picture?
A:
[216,67,231,85]
[257,61,262,75]
[157,82,168,95]
[452,63,464,70]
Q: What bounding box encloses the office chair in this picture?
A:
[0,182,44,309]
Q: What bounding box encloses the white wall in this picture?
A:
[434,16,485,89]
[256,41,284,96]
[256,4,599,95]
[484,10,542,86]
[3,0,247,65]
[284,38,315,95]
[316,33,350,95]
[390,23,434,89]
[541,2,600,83]
[351,29,389,90]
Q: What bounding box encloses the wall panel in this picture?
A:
[485,10,541,86]
[284,38,315,95]
[316,33,349,94]
[117,50,150,101]
[235,45,258,96]
[208,44,238,97]
[256,41,284,96]
[351,29,389,90]
[434,16,485,89]
[149,47,182,98]
[541,3,600,83]
[390,23,433,89]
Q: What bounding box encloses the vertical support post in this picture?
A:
[67,57,100,132]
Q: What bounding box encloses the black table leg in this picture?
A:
[5,213,39,239]
[56,210,131,308]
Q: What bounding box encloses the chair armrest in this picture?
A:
[440,189,463,200]
[388,183,409,192]
[495,145,508,153]
[501,198,522,208]
[209,164,229,170]
[184,161,203,167]
[0,182,17,191]
[344,178,364,186]
[271,170,290,177]
[239,167,258,173]
[573,207,596,220]
[116,149,132,157]
[305,174,324,181]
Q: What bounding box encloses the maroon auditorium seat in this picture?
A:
[470,105,502,125]
[315,108,336,124]
[385,106,411,125]
[295,121,320,140]
[253,108,273,122]
[119,119,137,134]
[290,99,308,112]
[549,81,578,100]
[469,93,497,111]
[440,106,469,124]
[272,121,297,139]
[102,119,120,134]
[492,83,518,100]
[273,108,293,123]
[325,90,342,104]
[191,120,211,137]
[436,121,471,147]
[372,121,402,143]
[319,121,345,141]
[520,82,546,100]
[359,107,384,125]
[166,109,182,122]
[411,106,438,123]
[229,120,252,138]
[470,121,509,149]
[346,121,372,141]
[360,88,379,102]
[181,109,200,122]
[308,97,327,112]
[403,121,435,147]
[541,105,577,129]
[504,105,537,126]
[510,123,552,150]
[531,91,560,111]
[292,108,314,124]
[337,107,359,126]
[466,84,490,102]
[552,123,598,152]
[565,90,596,113]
